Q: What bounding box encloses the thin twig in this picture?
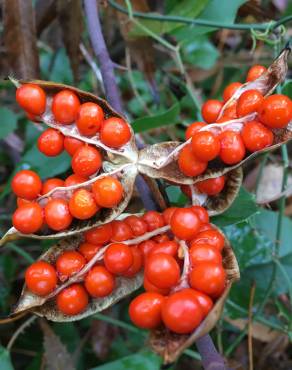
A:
[7,315,36,351]
[248,282,256,370]
[79,42,104,91]
[83,0,123,113]
[125,48,151,115]
[108,0,292,31]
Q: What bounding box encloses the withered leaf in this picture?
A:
[36,0,57,36]
[149,227,240,364]
[57,0,83,82]
[13,78,138,161]
[3,0,40,78]
[0,165,138,246]
[116,0,156,93]
[40,319,75,370]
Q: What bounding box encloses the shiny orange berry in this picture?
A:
[100,117,131,148]
[64,174,88,187]
[84,223,112,245]
[189,262,226,297]
[178,144,207,177]
[142,211,164,231]
[104,243,133,274]
[124,215,148,236]
[92,176,123,208]
[12,170,42,200]
[129,292,164,329]
[185,122,206,140]
[85,265,115,297]
[219,130,246,165]
[246,65,267,82]
[56,250,86,279]
[52,90,80,124]
[13,203,43,234]
[25,261,57,296]
[78,242,102,261]
[71,145,102,177]
[237,89,264,117]
[42,178,64,195]
[69,189,99,220]
[64,137,84,156]
[16,84,46,116]
[56,284,88,315]
[196,176,226,195]
[37,128,64,157]
[76,102,104,136]
[258,94,292,128]
[223,82,242,102]
[44,198,72,231]
[110,220,133,242]
[241,121,273,152]
[201,100,223,123]
[170,207,201,240]
[191,131,220,161]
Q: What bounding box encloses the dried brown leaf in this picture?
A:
[35,0,57,36]
[1,165,138,246]
[40,319,75,370]
[149,227,240,364]
[57,0,83,82]
[225,318,282,343]
[116,0,156,87]
[3,0,40,78]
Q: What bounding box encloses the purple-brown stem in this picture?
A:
[83,1,229,369]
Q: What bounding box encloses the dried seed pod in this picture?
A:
[1,165,137,246]
[149,226,239,364]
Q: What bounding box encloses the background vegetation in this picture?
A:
[0,0,292,369]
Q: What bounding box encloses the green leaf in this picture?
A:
[21,145,71,178]
[0,145,71,200]
[182,35,219,69]
[131,102,180,133]
[0,108,17,139]
[90,351,162,370]
[0,346,14,370]
[130,0,246,37]
[228,209,292,310]
[211,187,259,227]
[130,0,210,37]
[50,48,73,85]
[282,80,292,99]
[173,0,247,38]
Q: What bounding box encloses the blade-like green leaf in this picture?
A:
[211,187,259,227]
[90,351,162,370]
[0,108,17,139]
[0,346,14,370]
[131,102,180,133]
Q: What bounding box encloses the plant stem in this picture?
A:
[84,2,228,368]
[109,0,292,31]
[83,0,122,113]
